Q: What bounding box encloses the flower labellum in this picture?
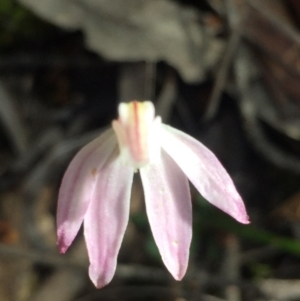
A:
[57,101,249,288]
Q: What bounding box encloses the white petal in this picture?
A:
[160,124,249,224]
[140,150,192,280]
[84,151,134,288]
[57,128,116,253]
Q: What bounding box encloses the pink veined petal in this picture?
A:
[84,151,134,289]
[140,150,192,280]
[160,124,249,224]
[57,128,117,253]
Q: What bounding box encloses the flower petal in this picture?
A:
[140,150,192,280]
[160,125,249,224]
[57,128,117,253]
[84,151,134,288]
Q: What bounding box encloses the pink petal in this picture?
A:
[57,129,117,253]
[84,151,134,288]
[160,125,249,224]
[140,150,192,280]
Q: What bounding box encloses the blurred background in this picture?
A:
[1,0,300,300]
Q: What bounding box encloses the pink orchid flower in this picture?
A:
[57,101,249,288]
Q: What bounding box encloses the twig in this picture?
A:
[222,235,241,301]
[0,81,28,154]
[203,19,244,121]
[0,54,102,71]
